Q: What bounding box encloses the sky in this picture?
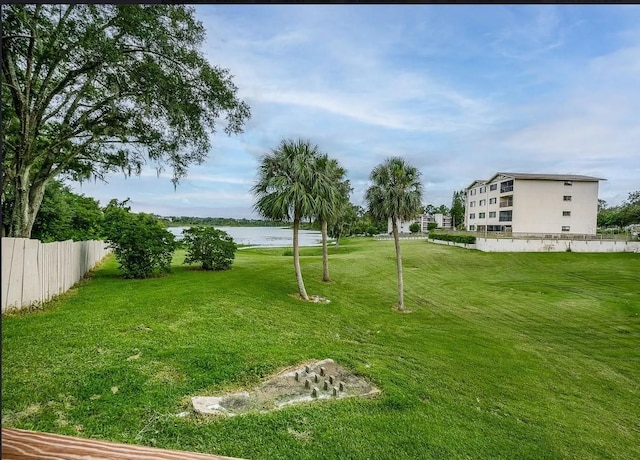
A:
[71,4,640,219]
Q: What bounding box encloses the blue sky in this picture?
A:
[71,5,640,218]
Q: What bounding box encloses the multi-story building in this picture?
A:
[465,173,605,236]
[388,213,452,234]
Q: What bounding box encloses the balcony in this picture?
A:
[499,196,513,208]
[500,185,514,193]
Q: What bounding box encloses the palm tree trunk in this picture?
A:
[392,219,405,311]
[321,220,330,282]
[293,215,309,300]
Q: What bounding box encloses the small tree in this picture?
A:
[427,222,438,231]
[182,226,236,270]
[103,199,176,278]
[365,157,423,312]
[450,190,466,229]
[409,222,421,234]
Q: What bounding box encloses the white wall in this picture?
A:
[1,238,111,312]
[475,237,639,253]
[514,180,598,235]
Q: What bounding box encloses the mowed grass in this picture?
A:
[2,238,639,459]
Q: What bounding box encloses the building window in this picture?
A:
[564,181,573,186]
[499,210,512,222]
[470,213,475,219]
[470,189,476,196]
[500,180,514,193]
[489,198,497,204]
[479,199,486,206]
[563,211,571,216]
[562,226,570,232]
[490,184,497,191]
[469,225,476,231]
[480,186,486,193]
[563,195,572,201]
[470,201,475,207]
[489,212,496,218]
[479,212,485,218]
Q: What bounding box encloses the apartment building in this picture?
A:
[388,213,452,234]
[465,173,604,235]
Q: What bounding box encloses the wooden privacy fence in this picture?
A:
[1,238,111,313]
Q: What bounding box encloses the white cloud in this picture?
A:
[70,6,640,214]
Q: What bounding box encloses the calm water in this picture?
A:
[168,226,324,248]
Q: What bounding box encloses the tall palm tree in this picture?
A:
[314,155,350,282]
[365,157,423,312]
[252,139,323,301]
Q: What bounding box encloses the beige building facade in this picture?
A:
[465,173,605,236]
[388,213,452,234]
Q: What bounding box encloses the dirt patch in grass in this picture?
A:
[192,359,379,417]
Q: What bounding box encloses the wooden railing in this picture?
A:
[1,428,242,460]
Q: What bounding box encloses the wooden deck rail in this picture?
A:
[2,428,243,460]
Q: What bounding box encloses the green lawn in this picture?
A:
[2,239,639,459]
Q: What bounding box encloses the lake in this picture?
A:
[167,226,324,248]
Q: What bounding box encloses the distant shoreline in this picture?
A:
[164,217,317,231]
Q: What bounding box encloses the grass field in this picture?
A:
[2,238,639,459]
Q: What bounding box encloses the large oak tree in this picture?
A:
[2,4,250,237]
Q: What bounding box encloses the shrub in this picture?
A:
[428,232,476,244]
[182,226,237,270]
[409,222,421,234]
[103,200,176,278]
[427,222,438,231]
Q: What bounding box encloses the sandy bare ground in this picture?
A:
[192,359,380,417]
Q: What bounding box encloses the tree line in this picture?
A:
[597,192,640,229]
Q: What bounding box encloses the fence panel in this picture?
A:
[21,239,42,307]
[1,238,110,313]
[2,238,24,310]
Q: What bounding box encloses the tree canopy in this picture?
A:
[597,191,640,228]
[30,180,103,242]
[2,4,250,237]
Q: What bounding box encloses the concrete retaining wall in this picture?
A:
[475,237,640,253]
[1,238,111,313]
[427,238,477,250]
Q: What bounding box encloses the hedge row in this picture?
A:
[428,232,476,244]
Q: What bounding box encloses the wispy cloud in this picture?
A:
[70,5,640,215]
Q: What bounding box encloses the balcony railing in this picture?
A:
[499,201,513,208]
[500,186,514,193]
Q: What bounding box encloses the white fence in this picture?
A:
[426,237,640,253]
[1,238,111,313]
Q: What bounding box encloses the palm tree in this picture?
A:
[252,139,323,301]
[365,157,423,312]
[314,155,350,282]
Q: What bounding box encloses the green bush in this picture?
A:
[409,222,421,234]
[182,226,237,270]
[428,232,476,244]
[103,200,176,278]
[427,222,438,231]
